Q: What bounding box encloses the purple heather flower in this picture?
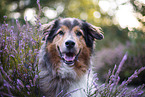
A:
[17,79,24,88]
[37,0,40,4]
[11,26,14,29]
[56,90,64,97]
[27,92,30,95]
[10,54,15,58]
[26,85,30,90]
[33,75,38,86]
[4,45,7,50]
[137,91,144,95]
[29,80,33,86]
[5,24,8,27]
[16,85,21,91]
[63,88,82,97]
[3,16,7,19]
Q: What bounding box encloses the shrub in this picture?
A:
[89,53,145,97]
[0,15,42,96]
[94,30,145,86]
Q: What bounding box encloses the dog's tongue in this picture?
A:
[64,53,75,62]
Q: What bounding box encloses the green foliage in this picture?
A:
[127,29,145,56]
[94,29,145,86]
[119,29,145,86]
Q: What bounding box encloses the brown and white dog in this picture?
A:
[38,18,104,97]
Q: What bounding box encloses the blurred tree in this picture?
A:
[0,0,144,52]
[0,0,116,25]
[93,0,145,86]
[0,0,8,22]
[0,0,60,23]
[0,0,144,53]
[0,0,144,28]
[130,0,145,24]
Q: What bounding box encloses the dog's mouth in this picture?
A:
[57,46,81,66]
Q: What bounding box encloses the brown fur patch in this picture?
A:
[74,47,91,79]
[46,42,61,73]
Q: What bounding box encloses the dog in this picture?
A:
[38,18,104,97]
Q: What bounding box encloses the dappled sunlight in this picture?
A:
[93,11,101,18]
[68,0,80,11]
[19,0,30,8]
[138,0,145,4]
[24,8,36,21]
[115,3,140,29]
[7,0,144,31]
[24,8,36,25]
[8,2,18,11]
[9,12,21,19]
[80,12,88,20]
[99,0,141,29]
[56,3,65,14]
[99,1,111,12]
[43,7,57,19]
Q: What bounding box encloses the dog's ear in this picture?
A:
[41,21,55,41]
[85,23,104,40]
[41,19,60,41]
[82,21,104,48]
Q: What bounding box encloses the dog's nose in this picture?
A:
[65,40,75,49]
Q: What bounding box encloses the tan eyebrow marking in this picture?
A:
[72,26,84,36]
[56,25,69,34]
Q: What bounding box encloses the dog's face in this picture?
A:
[42,18,103,67]
[39,18,103,96]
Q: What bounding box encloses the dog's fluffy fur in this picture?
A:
[38,18,103,97]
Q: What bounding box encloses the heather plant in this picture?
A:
[0,0,145,97]
[87,53,145,97]
[0,11,42,97]
[94,31,145,86]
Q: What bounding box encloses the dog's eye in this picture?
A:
[58,31,64,35]
[76,31,82,36]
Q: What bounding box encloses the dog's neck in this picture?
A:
[39,72,74,96]
[38,61,87,97]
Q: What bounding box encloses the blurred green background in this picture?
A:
[0,0,145,86]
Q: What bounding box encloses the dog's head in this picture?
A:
[41,18,104,66]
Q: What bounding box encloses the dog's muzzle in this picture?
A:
[57,46,81,66]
